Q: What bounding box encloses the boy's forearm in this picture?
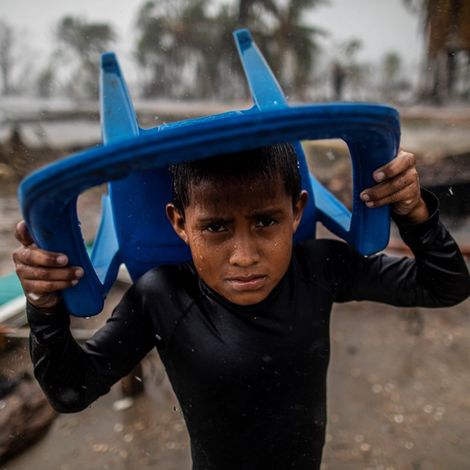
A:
[27,284,156,412]
[27,302,108,412]
[345,189,469,307]
[394,190,470,306]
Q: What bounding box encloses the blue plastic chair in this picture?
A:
[18,29,400,317]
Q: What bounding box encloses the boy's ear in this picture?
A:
[293,190,308,233]
[166,203,189,244]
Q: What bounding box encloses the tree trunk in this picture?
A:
[238,0,255,23]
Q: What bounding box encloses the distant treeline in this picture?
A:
[1,0,469,103]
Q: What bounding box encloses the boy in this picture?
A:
[13,144,470,469]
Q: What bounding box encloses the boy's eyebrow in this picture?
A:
[248,208,285,218]
[195,206,285,223]
[196,216,235,224]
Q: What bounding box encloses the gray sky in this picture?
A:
[312,0,424,62]
[1,0,424,70]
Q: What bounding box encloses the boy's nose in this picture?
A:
[228,237,261,267]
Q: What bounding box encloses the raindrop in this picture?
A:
[92,443,109,453]
[372,383,383,394]
[393,414,404,423]
[114,423,124,433]
[360,443,371,452]
[113,397,134,411]
[423,404,433,414]
[448,186,454,196]
[262,354,272,363]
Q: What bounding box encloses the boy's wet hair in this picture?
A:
[169,143,301,212]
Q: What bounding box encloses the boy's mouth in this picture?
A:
[225,275,268,291]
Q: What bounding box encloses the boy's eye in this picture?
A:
[205,222,227,233]
[255,217,277,228]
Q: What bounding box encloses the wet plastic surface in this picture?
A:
[18,30,400,316]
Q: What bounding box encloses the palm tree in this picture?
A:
[238,0,278,23]
[404,0,470,101]
[135,0,213,98]
[55,16,116,98]
[134,0,326,100]
[267,0,326,99]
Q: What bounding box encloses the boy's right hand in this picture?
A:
[12,221,84,311]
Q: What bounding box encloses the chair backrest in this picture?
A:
[18,29,400,317]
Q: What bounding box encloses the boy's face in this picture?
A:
[166,177,307,306]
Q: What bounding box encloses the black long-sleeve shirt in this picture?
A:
[27,191,470,470]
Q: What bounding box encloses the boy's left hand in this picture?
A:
[360,150,429,224]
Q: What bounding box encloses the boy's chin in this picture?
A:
[216,284,273,306]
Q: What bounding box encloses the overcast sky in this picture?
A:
[1,0,424,70]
